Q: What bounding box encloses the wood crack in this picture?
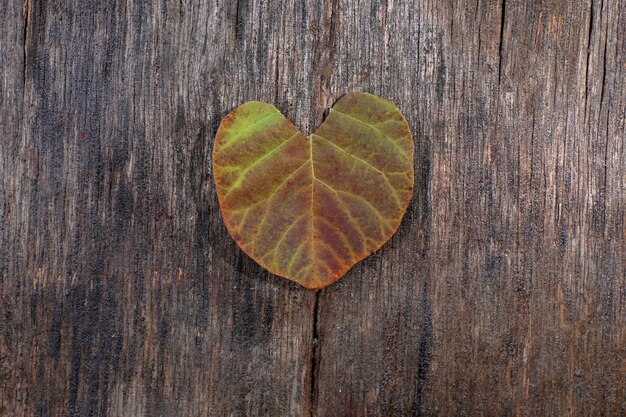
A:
[234,0,241,42]
[497,0,506,85]
[22,0,30,93]
[309,291,321,417]
[584,0,594,120]
[598,0,607,113]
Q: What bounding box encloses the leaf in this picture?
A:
[213,92,414,289]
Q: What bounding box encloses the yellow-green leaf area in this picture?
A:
[213,92,414,289]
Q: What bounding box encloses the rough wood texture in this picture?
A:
[1,0,624,415]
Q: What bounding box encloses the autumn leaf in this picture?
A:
[213,92,414,289]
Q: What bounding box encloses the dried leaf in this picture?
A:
[213,92,413,288]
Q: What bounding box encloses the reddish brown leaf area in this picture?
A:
[213,92,414,288]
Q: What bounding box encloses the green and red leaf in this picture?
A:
[213,92,413,289]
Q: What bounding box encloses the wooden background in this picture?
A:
[1,0,624,415]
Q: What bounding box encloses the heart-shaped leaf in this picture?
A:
[213,92,413,289]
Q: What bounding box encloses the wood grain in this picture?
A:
[0,0,624,416]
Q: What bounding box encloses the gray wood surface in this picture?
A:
[1,0,624,415]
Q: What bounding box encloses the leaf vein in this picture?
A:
[287,242,306,275]
[271,213,307,264]
[313,178,367,243]
[316,215,358,260]
[330,108,408,156]
[313,134,402,203]
[337,190,391,236]
[225,132,300,194]
[220,110,281,149]
[249,161,310,245]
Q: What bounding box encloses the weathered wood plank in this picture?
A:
[2,1,319,416]
[313,0,625,415]
[0,0,624,416]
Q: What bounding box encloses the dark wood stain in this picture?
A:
[0,0,624,416]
